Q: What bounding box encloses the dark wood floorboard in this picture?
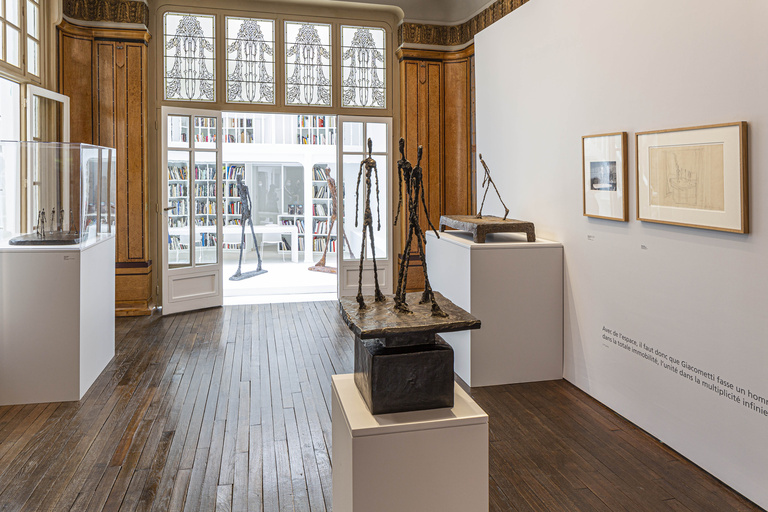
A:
[0,302,762,511]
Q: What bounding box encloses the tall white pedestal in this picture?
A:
[426,230,563,387]
[0,237,116,405]
[332,374,488,512]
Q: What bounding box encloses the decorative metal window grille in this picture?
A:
[226,17,275,104]
[164,13,216,101]
[285,22,332,107]
[341,26,385,108]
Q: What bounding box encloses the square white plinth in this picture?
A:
[426,230,563,387]
[0,237,116,405]
[332,373,489,512]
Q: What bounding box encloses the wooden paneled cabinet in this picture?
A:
[59,20,152,316]
[397,46,476,291]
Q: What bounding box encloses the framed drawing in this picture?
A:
[582,132,628,221]
[636,122,748,233]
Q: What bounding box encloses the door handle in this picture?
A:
[163,206,175,211]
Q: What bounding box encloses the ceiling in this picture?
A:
[334,0,493,24]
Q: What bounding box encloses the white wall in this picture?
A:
[475,0,768,507]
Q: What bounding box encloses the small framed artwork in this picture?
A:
[582,132,629,221]
[636,122,748,233]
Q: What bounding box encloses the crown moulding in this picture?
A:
[398,0,530,48]
[63,0,149,26]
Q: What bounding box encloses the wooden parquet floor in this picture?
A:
[0,303,761,511]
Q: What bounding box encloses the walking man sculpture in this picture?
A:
[393,139,447,317]
[354,138,385,309]
[477,153,509,220]
[310,167,354,273]
[230,173,267,280]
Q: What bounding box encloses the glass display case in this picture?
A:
[0,141,116,248]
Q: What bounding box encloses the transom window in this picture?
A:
[284,21,331,107]
[162,12,387,110]
[341,26,385,108]
[164,12,216,102]
[226,17,275,104]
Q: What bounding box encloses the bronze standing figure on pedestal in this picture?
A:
[393,138,447,317]
[354,138,385,309]
[477,153,509,220]
[309,167,354,273]
[230,173,267,280]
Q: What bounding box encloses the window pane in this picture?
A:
[0,77,20,237]
[226,17,275,104]
[26,38,38,75]
[164,12,215,101]
[194,151,218,264]
[6,25,19,67]
[285,21,331,107]
[6,0,18,26]
[168,115,190,148]
[27,1,38,38]
[341,26,386,108]
[167,150,191,267]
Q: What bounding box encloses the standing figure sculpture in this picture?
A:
[230,173,267,281]
[309,166,354,273]
[354,138,385,309]
[393,139,447,317]
[476,153,509,220]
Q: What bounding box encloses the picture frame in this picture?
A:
[636,122,748,233]
[582,132,629,221]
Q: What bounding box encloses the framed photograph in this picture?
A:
[582,132,629,221]
[636,122,748,233]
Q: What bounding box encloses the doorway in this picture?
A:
[220,112,338,304]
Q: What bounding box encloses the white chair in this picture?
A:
[261,224,286,261]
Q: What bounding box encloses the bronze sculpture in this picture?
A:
[230,173,267,280]
[393,138,447,317]
[477,153,509,220]
[354,138,385,309]
[309,166,354,273]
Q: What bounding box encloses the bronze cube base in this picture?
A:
[354,335,454,415]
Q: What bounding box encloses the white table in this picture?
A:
[169,224,299,263]
[332,374,489,512]
[426,230,563,387]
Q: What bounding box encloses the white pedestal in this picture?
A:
[0,237,116,405]
[426,230,563,387]
[332,373,488,512]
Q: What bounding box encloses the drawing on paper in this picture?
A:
[589,161,617,191]
[649,144,725,211]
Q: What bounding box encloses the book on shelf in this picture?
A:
[313,167,326,180]
[313,203,328,216]
[168,183,187,197]
[168,165,188,180]
[314,219,328,235]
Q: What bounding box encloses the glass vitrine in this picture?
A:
[0,141,116,248]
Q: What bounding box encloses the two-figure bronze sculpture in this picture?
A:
[230,173,267,281]
[477,153,509,220]
[309,166,354,274]
[394,138,447,317]
[354,138,386,309]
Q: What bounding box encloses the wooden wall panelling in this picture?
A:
[103,39,151,315]
[58,30,94,144]
[397,46,475,292]
[443,56,473,215]
[59,20,152,316]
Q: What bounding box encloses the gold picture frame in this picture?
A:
[582,132,629,221]
[636,122,748,233]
